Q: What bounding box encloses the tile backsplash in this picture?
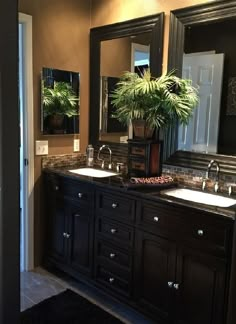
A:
[163,164,236,195]
[42,153,86,169]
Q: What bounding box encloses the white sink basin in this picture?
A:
[162,188,236,208]
[69,167,118,178]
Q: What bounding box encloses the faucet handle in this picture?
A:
[226,183,236,196]
[214,181,219,193]
[202,177,209,191]
[116,162,124,173]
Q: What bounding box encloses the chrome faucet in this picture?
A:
[97,145,112,169]
[202,159,220,192]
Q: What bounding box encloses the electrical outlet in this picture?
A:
[73,139,80,152]
[35,140,48,155]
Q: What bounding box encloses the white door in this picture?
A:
[178,53,224,153]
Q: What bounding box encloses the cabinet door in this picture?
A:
[174,246,227,324]
[134,230,176,324]
[46,195,67,264]
[67,202,94,276]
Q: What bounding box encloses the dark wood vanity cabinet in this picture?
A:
[134,199,232,324]
[44,174,94,277]
[44,172,235,324]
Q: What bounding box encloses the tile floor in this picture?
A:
[20,267,155,324]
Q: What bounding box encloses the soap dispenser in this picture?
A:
[86,144,94,167]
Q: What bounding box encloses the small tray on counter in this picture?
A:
[124,175,178,190]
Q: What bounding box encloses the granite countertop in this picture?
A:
[43,166,236,221]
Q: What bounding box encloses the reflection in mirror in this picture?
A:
[99,33,151,143]
[41,67,80,135]
[167,3,236,163]
[181,19,236,155]
[175,19,236,155]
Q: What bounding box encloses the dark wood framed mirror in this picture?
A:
[89,13,164,149]
[165,0,236,175]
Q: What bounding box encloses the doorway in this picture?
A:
[19,13,34,271]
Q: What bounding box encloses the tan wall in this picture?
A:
[19,0,91,264]
[91,0,215,71]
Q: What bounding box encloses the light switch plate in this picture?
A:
[36,140,48,155]
[73,139,80,152]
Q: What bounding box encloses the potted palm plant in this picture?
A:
[110,69,198,139]
[42,81,79,132]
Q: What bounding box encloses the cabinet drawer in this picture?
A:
[96,217,133,248]
[96,190,135,223]
[130,160,146,171]
[130,145,146,157]
[96,240,131,270]
[95,265,130,297]
[63,180,91,205]
[181,219,232,256]
[137,200,181,235]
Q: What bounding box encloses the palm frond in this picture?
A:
[110,68,199,129]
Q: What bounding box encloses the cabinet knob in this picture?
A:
[78,192,83,198]
[109,277,115,283]
[110,253,116,259]
[168,281,173,288]
[110,228,117,234]
[153,216,159,222]
[66,233,70,239]
[63,232,67,238]
[112,203,118,209]
[197,229,204,236]
[55,185,59,191]
[173,283,179,290]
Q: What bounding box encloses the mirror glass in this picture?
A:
[179,19,236,155]
[41,67,80,135]
[99,33,151,143]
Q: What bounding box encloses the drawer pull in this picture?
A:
[173,283,179,290]
[55,185,59,191]
[78,192,83,198]
[109,277,115,283]
[109,253,116,259]
[153,216,159,222]
[197,229,204,236]
[110,228,117,234]
[168,281,173,288]
[112,203,118,209]
[63,232,70,239]
[74,214,80,217]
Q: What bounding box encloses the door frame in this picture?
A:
[19,12,34,271]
